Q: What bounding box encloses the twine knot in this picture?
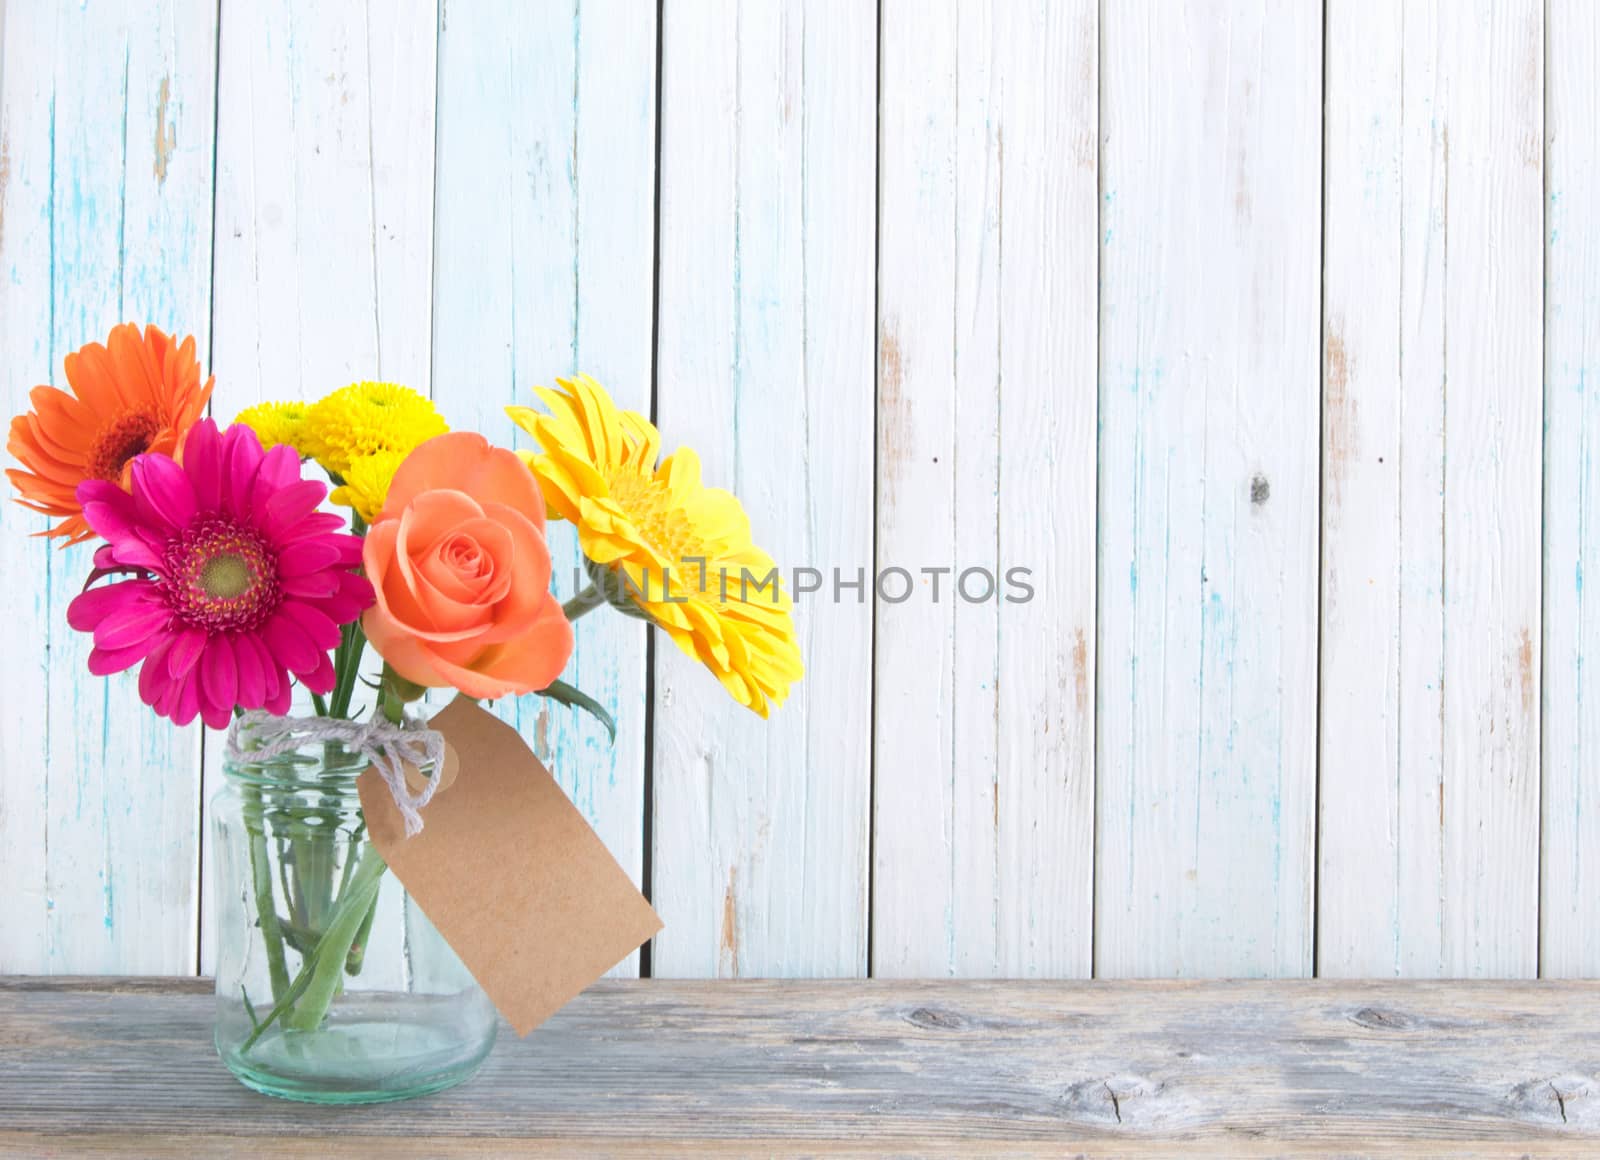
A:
[226,711,446,837]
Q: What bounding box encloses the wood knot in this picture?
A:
[905,1006,966,1031]
[1058,1075,1159,1126]
[1349,1006,1417,1031]
[1507,1075,1600,1127]
[1250,474,1271,505]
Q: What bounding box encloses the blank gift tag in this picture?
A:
[358,696,661,1036]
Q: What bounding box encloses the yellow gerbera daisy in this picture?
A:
[298,381,448,477]
[328,448,408,524]
[235,400,310,455]
[508,375,803,717]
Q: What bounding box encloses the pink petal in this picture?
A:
[277,512,346,542]
[265,674,291,715]
[172,669,202,726]
[94,603,171,650]
[138,638,174,708]
[261,479,327,540]
[200,636,238,717]
[300,650,336,695]
[68,580,160,632]
[80,499,142,545]
[331,532,365,567]
[280,600,340,652]
[167,626,208,681]
[88,639,156,676]
[255,639,283,706]
[131,454,197,531]
[251,444,300,513]
[185,419,223,511]
[110,538,165,573]
[281,571,339,599]
[232,634,267,708]
[322,573,376,622]
[263,612,319,673]
[200,697,233,731]
[222,424,262,512]
[278,540,341,577]
[76,478,131,510]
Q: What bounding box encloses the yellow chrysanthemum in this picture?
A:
[298,381,447,477]
[508,375,803,717]
[329,449,407,524]
[235,400,310,455]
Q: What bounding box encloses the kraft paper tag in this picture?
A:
[358,697,662,1036]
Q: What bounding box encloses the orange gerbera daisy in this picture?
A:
[6,323,213,545]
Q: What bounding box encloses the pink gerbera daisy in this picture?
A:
[66,419,374,729]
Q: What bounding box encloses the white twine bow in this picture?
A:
[226,710,446,837]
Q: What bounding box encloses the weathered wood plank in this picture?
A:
[1317,0,1439,978]
[430,0,656,976]
[0,0,218,974]
[1095,0,1320,976]
[204,0,439,981]
[2,977,1598,1155]
[651,0,874,977]
[1319,0,1544,978]
[1542,0,1600,979]
[873,0,1097,980]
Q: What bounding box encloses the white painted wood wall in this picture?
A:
[0,0,1595,980]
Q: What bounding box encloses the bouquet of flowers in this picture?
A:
[6,322,802,1101]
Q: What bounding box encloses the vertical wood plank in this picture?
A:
[652,0,875,977]
[1319,0,1544,978]
[0,0,218,973]
[873,0,1097,978]
[1096,0,1320,977]
[0,0,58,974]
[1317,0,1433,978]
[1434,0,1544,981]
[1542,0,1598,979]
[204,0,438,974]
[431,0,655,975]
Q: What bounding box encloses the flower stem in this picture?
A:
[244,784,290,1005]
[282,843,388,1033]
[377,663,425,724]
[344,889,381,976]
[563,584,605,622]
[329,618,368,720]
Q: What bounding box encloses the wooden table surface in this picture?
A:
[2,976,1597,1156]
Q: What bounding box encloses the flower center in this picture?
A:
[165,517,281,632]
[441,534,487,577]
[607,472,711,597]
[88,410,162,482]
[200,553,253,599]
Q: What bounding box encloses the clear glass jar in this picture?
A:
[211,734,496,1103]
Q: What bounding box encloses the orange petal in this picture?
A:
[383,432,546,530]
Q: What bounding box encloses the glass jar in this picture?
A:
[211,734,496,1103]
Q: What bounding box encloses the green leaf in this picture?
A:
[240,986,261,1034]
[537,678,617,744]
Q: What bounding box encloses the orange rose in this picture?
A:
[362,432,573,698]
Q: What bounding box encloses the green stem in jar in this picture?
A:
[243,783,290,1005]
[344,889,382,977]
[282,842,388,1033]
